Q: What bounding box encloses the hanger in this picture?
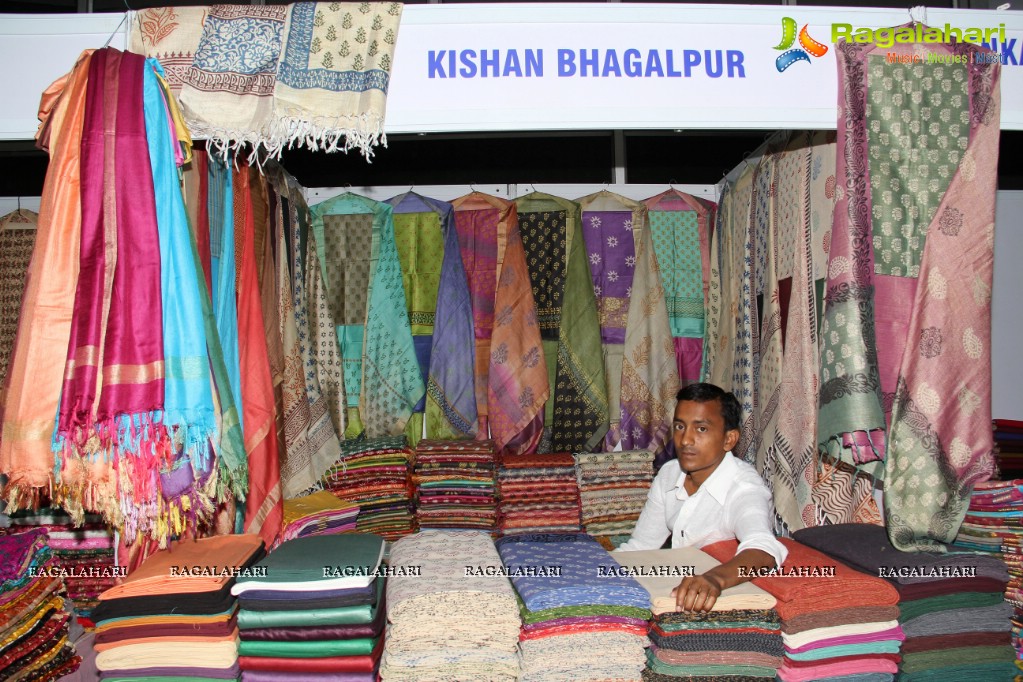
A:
[103,2,130,51]
[1,197,37,230]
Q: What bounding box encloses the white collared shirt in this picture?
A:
[616,452,788,568]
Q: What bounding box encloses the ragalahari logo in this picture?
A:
[774,17,829,72]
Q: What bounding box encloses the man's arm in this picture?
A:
[671,548,775,611]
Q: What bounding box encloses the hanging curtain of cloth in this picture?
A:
[1,50,97,514]
[386,192,477,446]
[576,190,677,458]
[644,189,715,387]
[264,166,342,498]
[0,210,38,410]
[827,32,1000,551]
[704,167,759,464]
[514,192,608,453]
[451,192,548,455]
[309,192,424,437]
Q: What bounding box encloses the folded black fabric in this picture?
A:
[239,583,376,612]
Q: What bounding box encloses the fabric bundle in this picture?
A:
[951,480,1023,670]
[5,509,117,628]
[321,436,416,540]
[574,449,654,539]
[235,534,386,682]
[497,452,582,534]
[513,191,609,453]
[276,490,360,548]
[380,530,521,680]
[796,523,1015,681]
[92,534,265,681]
[496,532,651,681]
[386,192,478,446]
[0,529,81,680]
[412,439,497,531]
[704,537,903,682]
[614,547,781,680]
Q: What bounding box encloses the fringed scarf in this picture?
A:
[451,193,547,455]
[55,49,170,543]
[233,167,283,547]
[265,167,342,498]
[872,36,999,551]
[310,192,424,436]
[705,167,759,464]
[514,192,608,453]
[272,1,403,160]
[1,50,98,512]
[142,58,220,541]
[576,190,676,457]
[644,189,715,385]
[178,4,287,157]
[387,192,477,444]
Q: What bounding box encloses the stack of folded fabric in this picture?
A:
[380,530,520,680]
[6,509,117,628]
[235,534,386,682]
[412,439,498,531]
[615,547,781,680]
[797,522,1016,681]
[92,534,265,682]
[995,421,1023,479]
[321,436,416,540]
[497,452,582,534]
[705,537,903,682]
[496,532,651,681]
[573,450,654,539]
[0,529,81,680]
[276,490,359,548]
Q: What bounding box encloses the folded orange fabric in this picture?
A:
[99,534,264,599]
[94,609,237,633]
[702,538,899,621]
[93,629,240,652]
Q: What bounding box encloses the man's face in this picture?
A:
[672,399,740,477]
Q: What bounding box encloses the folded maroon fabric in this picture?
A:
[897,578,1007,600]
[240,597,386,642]
[901,630,1011,654]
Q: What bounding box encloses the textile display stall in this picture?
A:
[0,2,1021,681]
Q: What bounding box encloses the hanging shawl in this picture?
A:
[644,189,715,385]
[1,51,99,512]
[0,210,37,408]
[705,167,758,463]
[178,4,288,156]
[451,193,547,455]
[514,192,608,453]
[234,168,283,547]
[387,192,477,444]
[836,35,998,551]
[129,6,208,95]
[264,166,342,498]
[576,190,676,456]
[56,50,171,539]
[310,192,424,436]
[271,1,403,159]
[181,151,248,511]
[142,58,222,540]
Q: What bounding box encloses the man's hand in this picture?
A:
[671,573,724,612]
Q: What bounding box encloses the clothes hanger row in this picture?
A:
[1,197,38,230]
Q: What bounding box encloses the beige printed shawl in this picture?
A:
[129,7,208,95]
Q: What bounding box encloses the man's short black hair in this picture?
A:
[676,383,741,433]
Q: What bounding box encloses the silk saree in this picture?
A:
[514,192,608,453]
[576,190,677,457]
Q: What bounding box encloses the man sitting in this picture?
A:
[617,382,787,611]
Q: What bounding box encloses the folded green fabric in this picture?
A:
[898,662,1019,681]
[518,596,650,624]
[645,650,775,677]
[899,592,1003,622]
[901,645,1016,673]
[239,635,378,658]
[239,580,383,629]
[786,640,902,661]
[235,533,384,587]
